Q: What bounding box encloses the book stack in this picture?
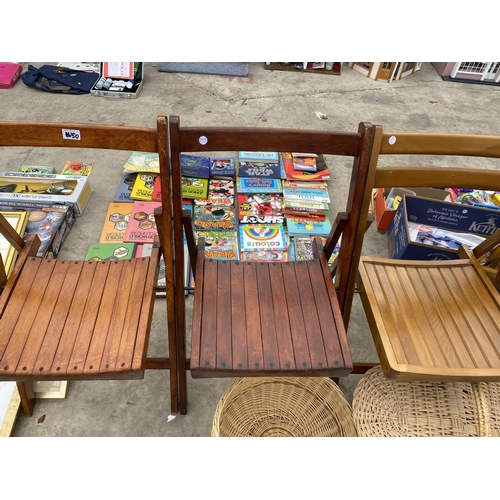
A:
[186,155,239,261]
[278,156,334,260]
[235,151,289,261]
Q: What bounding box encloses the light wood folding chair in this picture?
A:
[167,115,376,414]
[0,116,179,415]
[357,126,500,382]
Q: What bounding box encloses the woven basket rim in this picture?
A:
[212,377,357,437]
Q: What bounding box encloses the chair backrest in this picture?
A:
[0,116,175,320]
[364,126,500,269]
[167,115,376,334]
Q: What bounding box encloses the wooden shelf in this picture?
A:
[264,63,341,76]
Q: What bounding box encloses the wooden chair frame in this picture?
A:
[356,125,500,381]
[167,115,376,414]
[0,116,179,415]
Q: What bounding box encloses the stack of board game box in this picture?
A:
[93,151,167,291]
[0,159,96,260]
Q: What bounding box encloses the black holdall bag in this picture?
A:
[21,65,100,94]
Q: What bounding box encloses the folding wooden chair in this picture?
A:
[167,115,376,414]
[357,126,500,382]
[0,116,179,416]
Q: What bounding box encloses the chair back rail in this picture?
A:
[0,122,158,152]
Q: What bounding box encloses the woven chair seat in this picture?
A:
[211,377,357,437]
[352,366,500,436]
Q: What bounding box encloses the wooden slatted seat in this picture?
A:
[0,116,178,415]
[357,126,500,382]
[190,239,351,377]
[168,116,376,413]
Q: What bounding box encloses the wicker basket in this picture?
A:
[352,366,500,437]
[211,377,357,437]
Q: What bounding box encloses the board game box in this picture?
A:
[24,205,76,258]
[0,172,92,216]
[124,201,162,243]
[195,229,239,260]
[210,157,236,177]
[130,172,158,201]
[113,172,138,202]
[239,224,287,252]
[84,242,136,261]
[123,151,160,173]
[181,154,210,178]
[99,202,132,243]
[193,204,236,231]
[237,193,284,224]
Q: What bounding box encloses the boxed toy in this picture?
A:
[91,62,143,99]
[375,186,451,231]
[0,63,22,89]
[388,194,500,260]
[23,205,76,258]
[0,172,92,216]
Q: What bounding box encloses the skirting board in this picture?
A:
[157,62,249,77]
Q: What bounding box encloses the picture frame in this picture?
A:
[0,210,28,278]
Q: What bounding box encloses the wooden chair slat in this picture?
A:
[15,260,70,376]
[116,257,152,373]
[242,262,264,372]
[229,262,248,371]
[215,260,232,372]
[50,260,99,376]
[294,261,328,371]
[68,261,111,375]
[0,258,42,362]
[0,259,54,376]
[98,259,137,375]
[198,259,219,373]
[280,263,310,371]
[83,260,125,374]
[189,245,205,372]
[131,247,161,372]
[255,262,280,371]
[307,260,345,370]
[267,263,296,371]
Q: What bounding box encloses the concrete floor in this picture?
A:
[2,61,500,437]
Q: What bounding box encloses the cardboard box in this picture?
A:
[0,172,92,216]
[388,194,500,260]
[0,63,22,89]
[23,205,76,258]
[375,186,451,231]
[91,62,143,99]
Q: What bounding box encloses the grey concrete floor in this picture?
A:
[2,61,500,437]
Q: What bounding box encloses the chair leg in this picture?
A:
[178,339,188,415]
[17,381,35,417]
[168,312,179,415]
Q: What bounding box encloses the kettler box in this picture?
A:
[91,62,143,99]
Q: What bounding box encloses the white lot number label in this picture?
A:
[62,129,81,140]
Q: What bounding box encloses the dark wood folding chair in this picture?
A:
[167,115,376,414]
[0,116,179,415]
[357,126,500,382]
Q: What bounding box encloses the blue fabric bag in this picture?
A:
[21,65,99,94]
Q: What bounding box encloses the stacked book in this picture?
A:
[236,151,289,261]
[279,152,335,261]
[185,155,239,261]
